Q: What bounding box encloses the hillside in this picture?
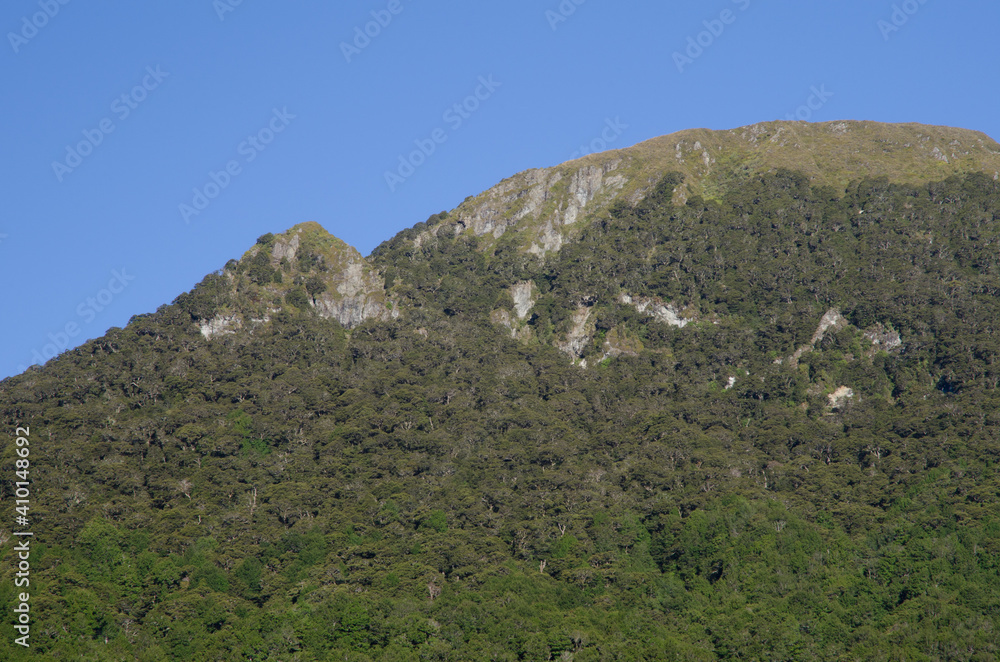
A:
[2,121,1000,661]
[428,120,1000,256]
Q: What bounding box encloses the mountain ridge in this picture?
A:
[11,120,1000,371]
[223,121,1000,270]
[182,121,1000,340]
[431,120,1000,257]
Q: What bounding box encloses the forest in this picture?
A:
[2,168,1000,660]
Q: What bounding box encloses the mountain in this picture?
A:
[3,121,1000,661]
[436,120,1000,255]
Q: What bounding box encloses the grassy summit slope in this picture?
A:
[621,121,1000,196]
[427,121,1000,255]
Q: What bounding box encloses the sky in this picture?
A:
[2,0,998,380]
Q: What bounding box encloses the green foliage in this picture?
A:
[3,169,1000,659]
[247,248,278,284]
[305,274,327,297]
[421,509,448,533]
[285,286,310,308]
[233,557,262,595]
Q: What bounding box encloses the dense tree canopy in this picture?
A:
[2,170,1000,660]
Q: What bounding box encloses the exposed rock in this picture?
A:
[596,327,642,363]
[786,308,848,366]
[561,165,610,226]
[223,222,400,331]
[811,309,847,344]
[619,294,692,328]
[864,323,903,353]
[776,310,903,367]
[490,309,531,341]
[827,386,854,409]
[308,254,395,327]
[491,309,513,331]
[458,169,552,239]
[271,234,300,262]
[510,281,536,320]
[199,315,241,339]
[525,168,606,254]
[527,219,564,256]
[931,147,949,163]
[489,282,537,341]
[313,294,397,328]
[451,161,626,257]
[556,306,594,360]
[199,311,281,340]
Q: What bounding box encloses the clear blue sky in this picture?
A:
[2,0,998,380]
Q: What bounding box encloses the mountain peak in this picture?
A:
[185,222,394,338]
[251,221,357,263]
[434,121,1000,256]
[285,220,328,233]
